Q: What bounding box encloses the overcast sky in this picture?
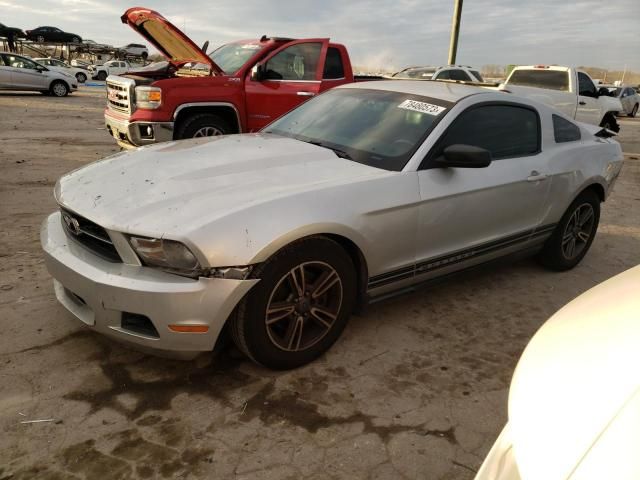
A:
[2,0,639,71]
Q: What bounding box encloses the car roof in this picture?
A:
[338,80,492,103]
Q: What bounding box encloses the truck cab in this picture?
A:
[104,8,355,148]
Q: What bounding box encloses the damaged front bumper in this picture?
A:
[105,111,174,149]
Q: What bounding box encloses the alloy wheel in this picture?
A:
[561,203,595,260]
[265,261,343,352]
[52,83,67,97]
[193,126,223,137]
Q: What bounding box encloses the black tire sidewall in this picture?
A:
[177,114,231,139]
[236,238,356,369]
[76,72,86,83]
[540,190,600,271]
[631,105,638,118]
[97,71,107,81]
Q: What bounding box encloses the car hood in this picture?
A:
[55,134,387,237]
[506,265,640,479]
[121,7,222,73]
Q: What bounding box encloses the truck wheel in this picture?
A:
[230,237,357,370]
[176,113,231,139]
[75,72,87,83]
[50,81,69,97]
[537,190,600,271]
[630,104,638,118]
[600,113,620,132]
[96,71,107,81]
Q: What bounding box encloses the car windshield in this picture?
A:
[264,88,450,171]
[393,68,436,79]
[209,42,263,74]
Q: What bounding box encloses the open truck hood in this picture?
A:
[121,7,223,74]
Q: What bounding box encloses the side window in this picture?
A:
[0,55,6,66]
[449,69,472,81]
[323,47,344,79]
[552,114,581,143]
[470,70,484,82]
[435,70,450,80]
[7,55,38,69]
[264,42,322,81]
[437,105,539,159]
[578,72,596,97]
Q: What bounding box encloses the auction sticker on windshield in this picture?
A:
[398,99,446,116]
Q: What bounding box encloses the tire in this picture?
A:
[600,113,620,132]
[230,237,357,369]
[75,72,87,83]
[36,35,45,43]
[630,104,638,118]
[537,190,600,271]
[175,113,231,139]
[50,80,69,97]
[71,37,80,43]
[141,51,148,59]
[96,71,107,81]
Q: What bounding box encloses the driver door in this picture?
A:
[4,55,47,89]
[575,72,600,125]
[245,39,329,131]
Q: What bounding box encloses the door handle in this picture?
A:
[579,101,586,105]
[297,91,315,97]
[527,171,549,182]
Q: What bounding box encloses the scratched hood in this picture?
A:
[55,134,385,237]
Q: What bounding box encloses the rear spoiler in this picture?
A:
[581,122,617,138]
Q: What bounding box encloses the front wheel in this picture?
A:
[230,237,357,369]
[96,71,107,81]
[600,113,620,132]
[175,113,231,139]
[537,190,600,271]
[630,104,638,118]
[75,72,87,83]
[50,80,69,97]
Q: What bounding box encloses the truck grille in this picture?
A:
[60,208,122,263]
[106,76,135,115]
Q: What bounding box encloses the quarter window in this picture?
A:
[265,42,322,81]
[552,115,581,143]
[436,105,539,160]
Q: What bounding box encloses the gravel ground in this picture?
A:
[1,87,639,480]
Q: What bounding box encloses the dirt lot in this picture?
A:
[1,87,639,480]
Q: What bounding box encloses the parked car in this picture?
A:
[600,85,639,117]
[502,65,624,131]
[70,58,92,70]
[90,60,131,80]
[0,52,77,96]
[82,39,112,52]
[432,65,484,82]
[104,7,381,148]
[120,43,149,58]
[392,66,437,80]
[42,80,623,368]
[475,265,640,480]
[34,57,88,83]
[25,26,82,44]
[0,21,25,39]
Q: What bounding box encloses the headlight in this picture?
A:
[129,236,201,277]
[135,86,162,109]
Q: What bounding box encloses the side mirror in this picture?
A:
[251,63,266,81]
[437,144,492,168]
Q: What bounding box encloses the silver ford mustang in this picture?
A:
[41,81,624,369]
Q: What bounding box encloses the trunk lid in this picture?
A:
[121,7,223,74]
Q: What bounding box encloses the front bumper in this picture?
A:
[41,212,258,359]
[105,111,173,149]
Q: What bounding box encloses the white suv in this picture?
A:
[120,43,148,59]
[432,65,484,83]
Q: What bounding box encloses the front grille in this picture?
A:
[106,77,134,114]
[60,208,122,263]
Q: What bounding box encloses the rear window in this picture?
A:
[552,115,581,143]
[508,70,569,91]
[323,47,344,79]
[470,70,484,82]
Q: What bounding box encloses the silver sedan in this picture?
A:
[41,81,624,369]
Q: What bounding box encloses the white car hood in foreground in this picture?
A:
[476,265,640,479]
[55,134,387,236]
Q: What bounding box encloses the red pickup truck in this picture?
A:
[105,7,371,148]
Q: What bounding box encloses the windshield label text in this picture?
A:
[398,100,446,116]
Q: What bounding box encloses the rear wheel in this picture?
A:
[71,36,80,43]
[50,81,69,97]
[600,113,620,132]
[175,113,231,139]
[230,237,357,369]
[630,104,638,118]
[75,72,87,83]
[537,190,600,271]
[96,71,107,81]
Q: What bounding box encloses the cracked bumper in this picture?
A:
[105,111,173,149]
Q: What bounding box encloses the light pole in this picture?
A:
[448,0,464,65]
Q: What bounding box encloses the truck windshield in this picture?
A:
[209,42,262,75]
[508,70,569,91]
[264,88,450,171]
